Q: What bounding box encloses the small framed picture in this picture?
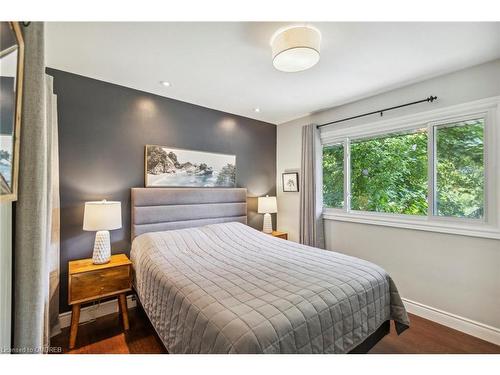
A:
[282,172,299,192]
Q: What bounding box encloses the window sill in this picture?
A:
[322,209,500,240]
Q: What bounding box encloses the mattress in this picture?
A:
[131,222,409,353]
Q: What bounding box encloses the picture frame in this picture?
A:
[145,145,236,188]
[282,172,299,192]
[0,22,24,202]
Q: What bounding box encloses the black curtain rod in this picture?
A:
[316,95,438,129]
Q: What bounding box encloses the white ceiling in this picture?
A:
[46,22,500,124]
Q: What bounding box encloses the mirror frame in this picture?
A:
[1,22,24,202]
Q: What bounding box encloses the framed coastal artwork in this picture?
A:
[282,172,299,192]
[145,145,236,188]
[1,22,24,202]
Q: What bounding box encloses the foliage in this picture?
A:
[322,121,484,218]
[436,121,484,218]
[216,163,236,186]
[350,131,428,215]
[146,145,169,173]
[323,145,344,208]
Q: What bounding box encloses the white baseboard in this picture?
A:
[402,298,500,346]
[59,295,137,329]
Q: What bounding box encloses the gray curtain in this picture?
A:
[14,22,60,353]
[299,124,325,248]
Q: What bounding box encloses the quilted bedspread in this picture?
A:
[131,222,409,353]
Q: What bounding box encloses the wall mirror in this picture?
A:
[0,22,24,202]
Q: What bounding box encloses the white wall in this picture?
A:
[277,59,500,331]
[0,202,12,351]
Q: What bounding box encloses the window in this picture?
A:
[323,143,344,208]
[435,119,484,219]
[350,130,428,215]
[319,98,499,238]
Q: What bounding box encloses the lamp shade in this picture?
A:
[258,195,277,214]
[83,200,122,231]
[271,25,321,72]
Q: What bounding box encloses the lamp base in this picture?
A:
[92,230,111,264]
[262,213,273,234]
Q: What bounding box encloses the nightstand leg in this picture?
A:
[69,304,80,349]
[118,293,129,330]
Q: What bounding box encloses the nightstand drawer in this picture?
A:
[271,231,288,240]
[69,265,131,304]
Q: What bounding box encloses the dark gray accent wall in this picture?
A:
[47,68,277,313]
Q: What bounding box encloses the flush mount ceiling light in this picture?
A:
[160,81,171,87]
[254,108,261,113]
[270,25,321,73]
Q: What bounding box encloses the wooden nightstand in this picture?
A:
[68,254,132,349]
[271,231,288,240]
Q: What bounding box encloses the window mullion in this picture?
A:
[427,123,436,218]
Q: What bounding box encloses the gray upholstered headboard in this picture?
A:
[131,187,247,240]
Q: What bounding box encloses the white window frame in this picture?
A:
[320,96,500,239]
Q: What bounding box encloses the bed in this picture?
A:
[130,187,409,353]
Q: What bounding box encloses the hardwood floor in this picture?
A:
[52,308,166,354]
[370,314,499,354]
[51,309,500,354]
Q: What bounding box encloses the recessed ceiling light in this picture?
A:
[254,108,261,113]
[160,81,171,87]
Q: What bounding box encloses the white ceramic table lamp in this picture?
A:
[258,195,277,234]
[83,200,122,264]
